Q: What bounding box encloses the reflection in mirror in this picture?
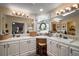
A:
[39,23,47,30]
[12,22,24,34]
[67,21,76,35]
[38,20,49,34]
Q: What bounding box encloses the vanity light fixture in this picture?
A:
[12,10,25,17]
[56,4,79,16]
[62,10,76,16]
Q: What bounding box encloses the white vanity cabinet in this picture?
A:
[28,38,36,51]
[58,43,69,56]
[19,38,36,56]
[47,39,52,54]
[70,47,79,56]
[0,43,7,56]
[0,40,20,56]
[47,39,59,56]
[7,41,19,56]
[0,45,5,56]
[27,38,36,55]
[0,37,36,56]
[51,40,59,56]
[47,38,69,56]
[19,39,29,55]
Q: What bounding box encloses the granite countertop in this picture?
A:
[0,36,35,43]
[49,37,79,48]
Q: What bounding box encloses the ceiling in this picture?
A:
[0,3,61,15]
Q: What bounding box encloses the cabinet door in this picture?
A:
[20,40,28,54]
[71,50,79,56]
[59,44,69,56]
[51,40,58,56]
[0,45,6,56]
[28,39,36,51]
[7,41,19,56]
[47,39,52,53]
[30,39,36,50]
[70,47,79,56]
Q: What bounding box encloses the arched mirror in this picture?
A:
[39,22,47,31]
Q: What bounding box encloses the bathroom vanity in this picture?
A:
[0,35,79,56]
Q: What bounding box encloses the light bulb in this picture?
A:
[40,8,44,12]
[72,4,78,8]
[60,10,65,13]
[56,11,60,15]
[65,7,71,11]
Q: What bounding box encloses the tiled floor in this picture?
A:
[29,54,48,56]
[29,54,40,56]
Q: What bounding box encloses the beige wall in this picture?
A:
[0,6,11,15]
